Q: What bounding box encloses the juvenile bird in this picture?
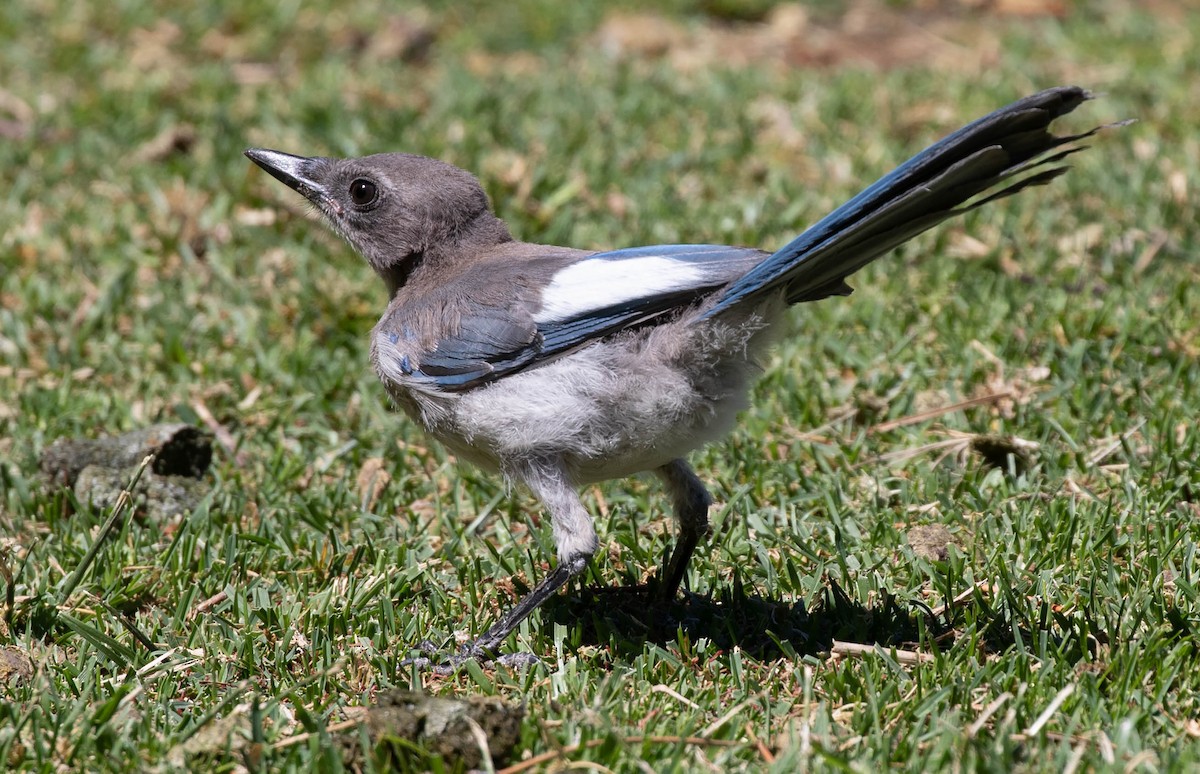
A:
[246,86,1104,665]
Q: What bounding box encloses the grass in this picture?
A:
[1,0,1198,770]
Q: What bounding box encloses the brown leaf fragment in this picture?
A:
[365,14,438,64]
[135,123,198,162]
[357,457,391,511]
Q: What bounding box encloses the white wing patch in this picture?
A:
[534,256,709,323]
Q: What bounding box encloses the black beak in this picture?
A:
[244,148,330,204]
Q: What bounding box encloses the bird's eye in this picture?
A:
[349,179,378,207]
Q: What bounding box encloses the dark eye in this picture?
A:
[349,178,377,207]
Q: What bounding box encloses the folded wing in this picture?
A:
[409,244,766,391]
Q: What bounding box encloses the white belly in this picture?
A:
[387,300,784,484]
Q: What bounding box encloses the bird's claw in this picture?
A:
[400,642,542,674]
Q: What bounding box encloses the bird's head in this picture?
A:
[245,148,508,291]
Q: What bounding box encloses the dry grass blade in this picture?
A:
[830,640,934,665]
[57,455,154,605]
[867,390,1014,434]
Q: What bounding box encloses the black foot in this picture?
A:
[400,641,542,674]
[399,557,587,673]
[653,574,678,606]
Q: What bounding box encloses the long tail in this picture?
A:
[703,86,1106,318]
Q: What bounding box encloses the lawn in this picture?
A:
[1,0,1198,770]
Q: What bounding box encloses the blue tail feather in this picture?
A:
[702,86,1098,319]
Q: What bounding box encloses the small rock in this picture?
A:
[74,464,209,520]
[40,423,213,519]
[970,434,1037,473]
[341,689,524,770]
[40,423,212,488]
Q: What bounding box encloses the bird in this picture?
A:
[246,86,1107,666]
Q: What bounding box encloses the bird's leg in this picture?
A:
[655,459,713,602]
[461,457,596,660]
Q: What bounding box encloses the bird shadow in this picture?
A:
[541,575,943,661]
[541,573,1196,665]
